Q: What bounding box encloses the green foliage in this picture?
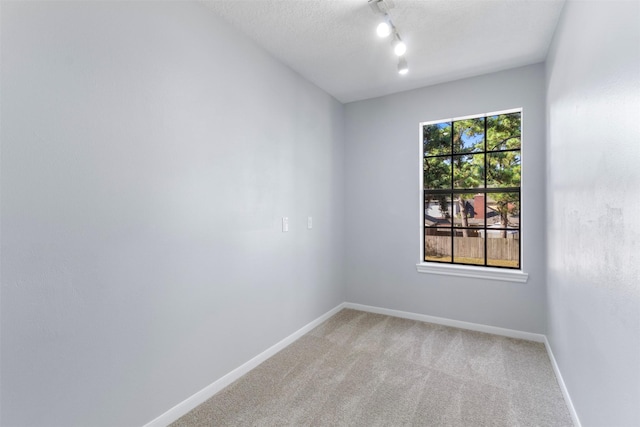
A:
[487,113,521,151]
[423,157,450,190]
[423,122,451,155]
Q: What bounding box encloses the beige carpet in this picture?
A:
[171,309,573,426]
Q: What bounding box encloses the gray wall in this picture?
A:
[344,64,547,333]
[0,2,344,426]
[545,1,640,426]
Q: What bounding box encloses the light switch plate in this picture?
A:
[282,217,289,232]
[307,216,313,229]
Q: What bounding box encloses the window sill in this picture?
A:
[415,262,529,283]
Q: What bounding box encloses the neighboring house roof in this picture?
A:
[425,198,519,228]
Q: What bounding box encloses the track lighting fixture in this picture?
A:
[369,0,409,75]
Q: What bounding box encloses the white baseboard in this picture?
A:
[142,302,346,427]
[544,336,582,427]
[344,302,546,343]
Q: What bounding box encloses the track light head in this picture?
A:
[393,38,406,56]
[398,58,409,75]
[376,20,391,38]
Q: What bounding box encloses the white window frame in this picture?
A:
[416,108,528,283]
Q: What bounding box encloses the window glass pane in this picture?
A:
[424,157,451,189]
[425,195,452,226]
[487,230,520,268]
[425,227,452,263]
[454,232,485,265]
[453,118,484,153]
[486,193,520,228]
[487,151,521,188]
[423,122,452,156]
[487,112,521,151]
[453,154,483,189]
[453,193,485,228]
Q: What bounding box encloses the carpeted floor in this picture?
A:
[171,309,573,426]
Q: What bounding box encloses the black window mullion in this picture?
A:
[484,117,488,266]
[488,148,521,154]
[423,197,426,262]
[450,122,454,263]
[425,152,456,159]
[424,187,520,195]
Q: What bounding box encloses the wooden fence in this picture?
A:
[425,236,519,261]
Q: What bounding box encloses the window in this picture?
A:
[421,110,522,271]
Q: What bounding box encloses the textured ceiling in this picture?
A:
[203,0,565,103]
